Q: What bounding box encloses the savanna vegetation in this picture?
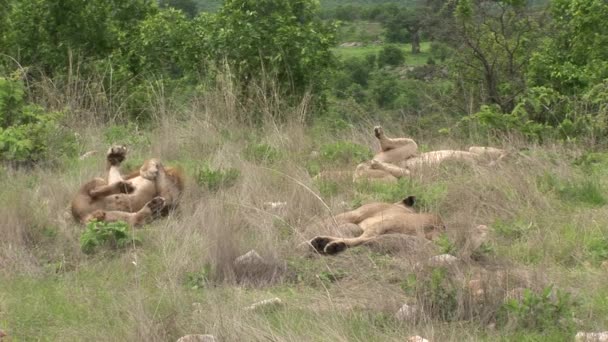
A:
[1,0,608,341]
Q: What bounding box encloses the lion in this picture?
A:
[71,145,184,226]
[308,196,445,255]
[353,126,508,182]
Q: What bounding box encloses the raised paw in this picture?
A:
[324,241,347,255]
[146,196,166,214]
[118,181,135,194]
[374,126,384,139]
[309,236,333,254]
[370,159,381,169]
[106,145,128,166]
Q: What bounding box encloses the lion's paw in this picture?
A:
[118,181,135,194]
[370,159,381,169]
[374,126,384,138]
[146,196,166,214]
[309,236,333,254]
[106,145,128,166]
[324,241,347,255]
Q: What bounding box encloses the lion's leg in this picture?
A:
[101,197,166,226]
[89,181,134,198]
[374,126,416,152]
[370,160,410,178]
[106,145,128,184]
[323,235,378,255]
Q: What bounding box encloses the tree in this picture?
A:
[447,0,541,113]
[206,0,337,104]
[382,6,424,54]
[377,45,405,67]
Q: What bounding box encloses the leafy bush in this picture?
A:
[244,143,282,164]
[497,286,575,333]
[538,172,606,206]
[414,267,458,321]
[319,141,372,165]
[377,45,405,67]
[0,76,77,164]
[196,164,240,192]
[80,220,138,254]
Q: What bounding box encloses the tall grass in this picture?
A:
[1,72,607,341]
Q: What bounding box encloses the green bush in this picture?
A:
[244,143,282,164]
[538,172,606,206]
[196,164,240,192]
[497,286,575,333]
[0,76,77,164]
[80,220,138,254]
[377,45,405,67]
[319,141,372,165]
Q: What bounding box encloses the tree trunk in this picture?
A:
[411,30,421,54]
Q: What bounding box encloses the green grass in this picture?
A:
[332,41,432,65]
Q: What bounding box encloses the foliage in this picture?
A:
[497,286,575,333]
[318,141,372,165]
[538,172,606,206]
[244,143,282,164]
[0,75,76,164]
[435,233,455,254]
[206,0,337,105]
[377,45,405,67]
[196,164,240,192]
[413,267,458,321]
[80,220,137,254]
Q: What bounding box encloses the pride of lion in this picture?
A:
[71,126,504,257]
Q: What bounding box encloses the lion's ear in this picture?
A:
[403,196,416,207]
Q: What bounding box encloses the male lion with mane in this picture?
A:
[71,145,184,226]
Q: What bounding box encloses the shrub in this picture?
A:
[377,45,405,67]
[0,76,77,164]
[318,141,372,165]
[244,143,282,164]
[80,220,138,254]
[196,164,240,192]
[497,286,575,333]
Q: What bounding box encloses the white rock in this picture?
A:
[575,331,608,342]
[176,334,217,342]
[234,250,265,268]
[427,254,459,267]
[395,304,419,322]
[245,297,283,311]
[407,336,429,342]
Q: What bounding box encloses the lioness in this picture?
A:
[353,126,508,182]
[309,196,445,255]
[71,146,184,226]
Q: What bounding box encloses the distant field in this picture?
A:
[332,42,432,66]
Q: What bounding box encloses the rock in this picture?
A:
[263,201,287,211]
[245,297,283,311]
[176,334,217,342]
[233,250,272,281]
[407,336,429,342]
[79,150,98,160]
[427,254,460,267]
[601,260,608,271]
[395,304,420,322]
[0,329,6,339]
[575,331,608,342]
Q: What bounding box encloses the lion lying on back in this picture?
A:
[316,126,508,183]
[308,196,445,255]
[71,146,184,226]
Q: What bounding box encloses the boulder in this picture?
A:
[245,297,283,311]
[176,335,216,342]
[395,304,420,322]
[575,331,608,342]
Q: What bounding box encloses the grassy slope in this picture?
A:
[333,42,432,65]
[0,84,607,341]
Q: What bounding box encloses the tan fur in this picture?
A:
[309,196,445,255]
[71,146,184,226]
[352,126,508,182]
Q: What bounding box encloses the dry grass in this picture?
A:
[1,76,607,341]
